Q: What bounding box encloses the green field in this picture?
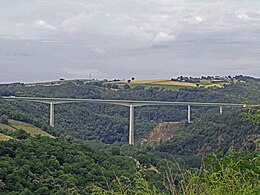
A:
[117,83,186,90]
[0,119,55,140]
[110,79,229,90]
[0,123,16,132]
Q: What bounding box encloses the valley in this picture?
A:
[0,75,259,194]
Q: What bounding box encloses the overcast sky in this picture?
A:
[0,0,260,83]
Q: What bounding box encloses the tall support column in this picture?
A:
[220,106,223,115]
[129,104,134,145]
[188,105,191,123]
[50,102,55,127]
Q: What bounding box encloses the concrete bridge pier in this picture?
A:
[50,102,55,127]
[188,105,191,123]
[220,106,223,115]
[129,104,134,145]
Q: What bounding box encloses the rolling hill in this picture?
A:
[109,78,230,90]
[0,119,55,140]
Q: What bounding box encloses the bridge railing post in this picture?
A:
[129,104,134,145]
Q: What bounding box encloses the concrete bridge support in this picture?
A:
[188,105,191,123]
[129,104,134,145]
[50,102,55,127]
[220,106,223,115]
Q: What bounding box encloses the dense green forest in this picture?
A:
[0,137,259,194]
[156,109,259,156]
[0,137,147,194]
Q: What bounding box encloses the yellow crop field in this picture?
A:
[112,79,196,87]
[0,133,13,141]
[152,81,196,87]
[130,79,169,84]
[109,78,227,89]
[204,84,223,88]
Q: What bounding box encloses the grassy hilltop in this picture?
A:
[0,119,54,141]
[108,76,234,90]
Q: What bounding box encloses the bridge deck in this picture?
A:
[2,96,259,107]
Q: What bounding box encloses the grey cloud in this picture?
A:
[61,12,97,33]
[34,20,57,31]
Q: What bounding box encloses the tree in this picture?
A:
[246,109,260,123]
[111,146,121,155]
[0,115,8,124]
[123,84,131,89]
[0,180,6,191]
[13,129,31,139]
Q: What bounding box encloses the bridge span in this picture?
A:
[2,96,259,145]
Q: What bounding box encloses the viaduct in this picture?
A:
[2,96,259,145]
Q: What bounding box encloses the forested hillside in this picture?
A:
[156,109,259,156]
[0,76,259,149]
[0,137,150,194]
[0,136,259,194]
